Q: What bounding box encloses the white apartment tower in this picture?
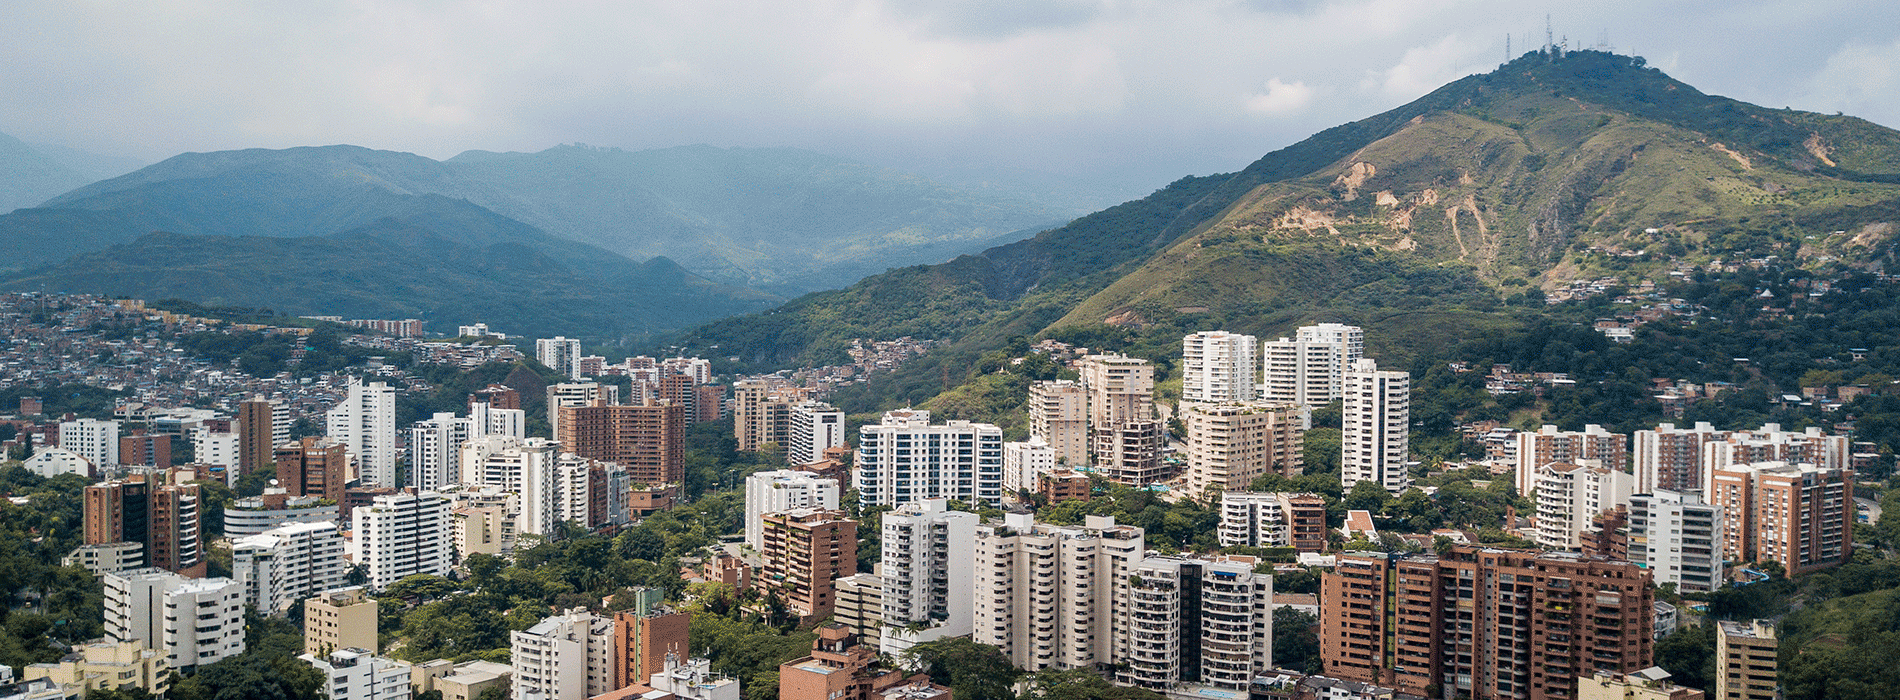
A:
[1341,359,1411,493]
[1027,380,1089,467]
[326,380,398,488]
[537,337,584,380]
[299,648,412,700]
[104,568,245,670]
[1628,490,1725,593]
[352,491,452,591]
[972,513,1146,672]
[1119,556,1273,691]
[462,437,561,538]
[469,401,527,440]
[410,412,475,492]
[1181,401,1304,499]
[1182,331,1258,404]
[60,418,120,470]
[878,499,978,657]
[1531,462,1636,551]
[1260,323,1363,407]
[744,470,842,550]
[231,521,348,614]
[787,401,847,465]
[855,410,1004,507]
[1003,438,1057,494]
[510,608,616,700]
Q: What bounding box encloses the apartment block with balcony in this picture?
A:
[877,499,977,657]
[971,512,1146,672]
[1182,401,1304,499]
[1119,555,1272,691]
[855,410,1004,507]
[1627,490,1724,593]
[757,508,858,624]
[1217,491,1328,552]
[1182,331,1259,404]
[1514,425,1628,497]
[1028,380,1089,467]
[1706,461,1852,575]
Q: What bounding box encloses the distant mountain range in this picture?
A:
[0,133,144,213]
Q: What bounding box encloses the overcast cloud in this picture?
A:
[2,0,1895,207]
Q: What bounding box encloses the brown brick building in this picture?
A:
[611,588,690,690]
[1321,546,1653,700]
[83,470,207,578]
[758,508,857,623]
[236,398,278,475]
[117,430,171,468]
[275,437,347,504]
[1706,461,1852,575]
[556,400,685,485]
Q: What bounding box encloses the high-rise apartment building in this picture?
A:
[231,521,347,614]
[468,400,527,440]
[1513,424,1628,497]
[511,608,616,700]
[1714,620,1778,700]
[410,412,475,492]
[1182,331,1258,404]
[274,437,348,505]
[1217,491,1328,552]
[1628,490,1725,593]
[84,471,207,577]
[757,509,857,623]
[546,383,619,439]
[191,429,239,477]
[1261,323,1363,407]
[833,573,884,650]
[537,337,584,380]
[1633,422,1727,493]
[352,491,452,591]
[1320,546,1653,700]
[972,513,1146,672]
[731,380,801,452]
[1119,555,1273,691]
[877,500,977,656]
[1078,354,1166,483]
[237,398,288,475]
[1706,461,1852,575]
[1699,424,1849,494]
[326,381,398,488]
[612,588,690,690]
[104,568,245,670]
[854,410,1004,507]
[1027,380,1089,467]
[1341,359,1411,493]
[299,647,411,700]
[556,399,685,485]
[787,401,847,466]
[1002,438,1056,494]
[61,418,120,470]
[118,430,171,468]
[305,587,379,656]
[1532,462,1636,551]
[743,470,841,550]
[461,436,561,537]
[1182,401,1304,498]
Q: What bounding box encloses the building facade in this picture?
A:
[1120,555,1273,691]
[1182,401,1304,498]
[877,500,977,656]
[556,399,686,485]
[231,521,348,614]
[83,471,207,577]
[1260,323,1363,407]
[1341,359,1411,493]
[854,410,1004,507]
[61,418,120,470]
[1514,424,1628,497]
[1627,490,1725,593]
[326,380,398,488]
[1532,462,1636,552]
[744,469,841,550]
[757,508,858,623]
[788,401,847,466]
[1217,491,1328,552]
[1706,461,1853,575]
[1027,380,1089,467]
[537,337,584,379]
[511,608,616,700]
[1182,331,1259,404]
[104,568,245,670]
[352,492,453,591]
[971,513,1146,672]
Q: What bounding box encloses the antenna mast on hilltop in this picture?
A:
[1545,15,1553,53]
[1506,34,1511,63]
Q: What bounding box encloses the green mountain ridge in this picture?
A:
[0,131,99,214]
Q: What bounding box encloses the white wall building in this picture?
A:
[191,429,240,477]
[468,401,525,440]
[352,492,452,591]
[1260,323,1363,407]
[23,447,92,478]
[410,413,475,492]
[552,453,593,529]
[1513,424,1629,497]
[1532,462,1636,551]
[972,513,1146,672]
[59,418,120,470]
[878,499,977,657]
[300,648,412,700]
[223,492,339,538]
[462,437,560,538]
[787,401,846,465]
[743,470,841,550]
[1341,359,1411,493]
[326,380,398,488]
[104,568,245,670]
[1002,438,1057,494]
[537,337,584,380]
[1629,490,1725,593]
[510,609,615,700]
[1182,331,1258,404]
[855,410,1004,507]
[231,521,348,614]
[1027,380,1089,467]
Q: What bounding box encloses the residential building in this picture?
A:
[224,489,339,538]
[1706,461,1853,575]
[1320,546,1653,700]
[1037,468,1092,502]
[1182,401,1304,498]
[854,409,1004,507]
[1514,424,1628,497]
[1633,422,1727,493]
[510,608,615,700]
[834,573,885,650]
[1217,491,1328,552]
[1027,380,1089,467]
[83,470,207,577]
[467,400,526,440]
[1261,323,1364,407]
[1095,419,1168,485]
[231,521,348,614]
[731,380,801,452]
[537,336,584,379]
[191,429,239,477]
[470,384,521,411]
[61,542,146,577]
[757,508,857,623]
[300,648,412,700]
[779,625,948,700]
[103,568,245,670]
[1182,331,1259,403]
[427,660,513,700]
[1002,437,1056,494]
[22,447,90,478]
[352,491,453,591]
[306,587,380,656]
[546,383,619,439]
[1628,490,1725,593]
[972,512,1146,672]
[462,436,560,538]
[1699,424,1849,494]
[1575,669,1705,700]
[1080,354,1165,484]
[1341,359,1411,493]
[1714,620,1777,700]
[877,499,977,656]
[612,588,690,690]
[326,380,398,488]
[275,437,349,505]
[20,639,170,698]
[1119,555,1273,691]
[641,656,740,700]
[788,400,847,466]
[60,418,120,470]
[118,430,171,468]
[1533,462,1636,551]
[410,412,475,492]
[555,399,685,485]
[454,505,517,561]
[743,469,841,550]
[237,397,288,475]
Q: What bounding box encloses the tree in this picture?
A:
[1343,480,1392,513]
[1022,669,1164,700]
[1272,607,1321,673]
[903,638,1021,700]
[1652,624,1715,692]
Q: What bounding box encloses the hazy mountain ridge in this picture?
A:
[0,131,100,214]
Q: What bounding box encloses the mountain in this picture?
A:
[21,143,1066,294]
[0,196,777,340]
[674,50,1900,386]
[0,131,100,214]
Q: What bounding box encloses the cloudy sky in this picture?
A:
[3,0,1896,207]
